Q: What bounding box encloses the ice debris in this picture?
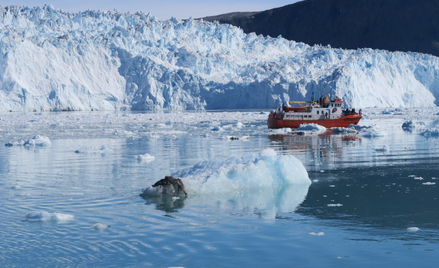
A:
[136,153,155,163]
[297,123,326,133]
[375,145,390,152]
[26,211,74,222]
[75,146,112,154]
[94,223,110,231]
[309,232,325,236]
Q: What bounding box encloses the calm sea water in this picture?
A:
[0,110,439,267]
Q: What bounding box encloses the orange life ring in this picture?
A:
[333,108,337,113]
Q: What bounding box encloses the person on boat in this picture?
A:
[359,109,362,114]
[325,112,328,119]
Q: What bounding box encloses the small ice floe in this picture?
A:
[414,177,424,180]
[309,232,325,236]
[11,185,21,189]
[93,223,110,231]
[112,130,134,136]
[268,128,293,135]
[235,122,244,128]
[357,127,387,138]
[407,227,419,232]
[75,146,111,154]
[349,124,372,131]
[381,109,393,115]
[332,127,357,134]
[227,136,250,141]
[149,133,160,139]
[24,135,51,146]
[26,211,74,222]
[297,123,326,133]
[155,123,167,128]
[136,153,155,163]
[422,182,436,185]
[313,179,319,183]
[375,145,390,152]
[5,141,25,146]
[327,204,343,207]
[421,128,439,136]
[211,126,224,132]
[402,120,426,130]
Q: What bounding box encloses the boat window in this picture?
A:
[317,111,319,114]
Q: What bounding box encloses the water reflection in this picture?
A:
[142,184,311,219]
[141,195,186,212]
[269,132,362,170]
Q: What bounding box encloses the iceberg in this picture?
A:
[0,5,439,112]
[141,148,311,218]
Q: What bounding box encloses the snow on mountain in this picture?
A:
[0,5,439,112]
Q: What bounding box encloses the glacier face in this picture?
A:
[0,5,439,112]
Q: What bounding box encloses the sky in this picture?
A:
[1,0,302,20]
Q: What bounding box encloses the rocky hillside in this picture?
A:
[203,0,439,57]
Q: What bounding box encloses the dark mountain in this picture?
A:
[202,0,439,57]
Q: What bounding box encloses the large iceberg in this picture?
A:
[1,5,439,111]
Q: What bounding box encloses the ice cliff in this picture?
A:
[1,5,439,112]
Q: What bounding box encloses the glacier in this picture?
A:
[1,5,439,112]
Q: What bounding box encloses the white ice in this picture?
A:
[93,223,110,231]
[297,123,327,133]
[1,6,439,112]
[136,153,155,163]
[26,211,74,222]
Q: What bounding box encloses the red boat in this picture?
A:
[267,95,362,129]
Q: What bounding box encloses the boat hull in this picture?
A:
[267,114,362,129]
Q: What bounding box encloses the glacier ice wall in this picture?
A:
[1,5,439,112]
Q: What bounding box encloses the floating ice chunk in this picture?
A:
[75,146,111,154]
[357,127,387,137]
[26,211,74,222]
[309,232,325,236]
[227,136,250,141]
[297,123,326,133]
[422,182,436,185]
[382,109,393,115]
[149,133,160,139]
[211,126,224,131]
[375,145,390,152]
[349,124,372,131]
[5,141,25,146]
[24,135,51,146]
[136,153,155,163]
[414,177,424,180]
[421,128,439,136]
[112,130,134,136]
[93,223,110,231]
[407,227,419,232]
[402,120,426,130]
[332,127,357,134]
[268,128,293,135]
[11,185,21,189]
[235,122,244,128]
[327,204,343,207]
